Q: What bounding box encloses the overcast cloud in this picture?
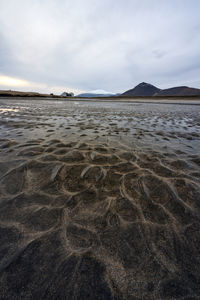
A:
[0,0,200,94]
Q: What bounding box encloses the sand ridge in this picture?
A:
[0,98,200,299]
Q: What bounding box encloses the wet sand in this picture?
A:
[0,98,200,299]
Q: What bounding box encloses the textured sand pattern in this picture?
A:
[0,99,200,299]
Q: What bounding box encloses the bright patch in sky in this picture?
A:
[0,75,29,87]
[0,74,83,95]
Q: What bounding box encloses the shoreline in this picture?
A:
[1,96,200,105]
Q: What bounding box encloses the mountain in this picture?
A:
[122,82,200,97]
[122,82,160,96]
[155,86,200,96]
[77,93,115,98]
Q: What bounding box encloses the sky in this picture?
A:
[0,0,200,95]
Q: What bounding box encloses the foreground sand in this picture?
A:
[0,98,200,299]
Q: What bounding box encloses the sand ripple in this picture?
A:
[0,136,199,299]
[0,99,200,299]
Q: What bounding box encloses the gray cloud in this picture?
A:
[0,0,200,94]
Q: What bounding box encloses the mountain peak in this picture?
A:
[122,82,160,97]
[138,82,148,85]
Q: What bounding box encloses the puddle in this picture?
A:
[0,108,19,113]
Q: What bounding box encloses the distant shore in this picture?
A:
[1,90,200,102]
[0,90,66,98]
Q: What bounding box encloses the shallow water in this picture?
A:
[0,98,200,150]
[0,98,200,299]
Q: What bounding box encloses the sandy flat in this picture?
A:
[0,98,200,299]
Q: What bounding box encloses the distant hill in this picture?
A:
[0,90,61,98]
[122,82,160,96]
[77,89,119,98]
[122,82,200,97]
[77,92,115,98]
[155,86,200,96]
